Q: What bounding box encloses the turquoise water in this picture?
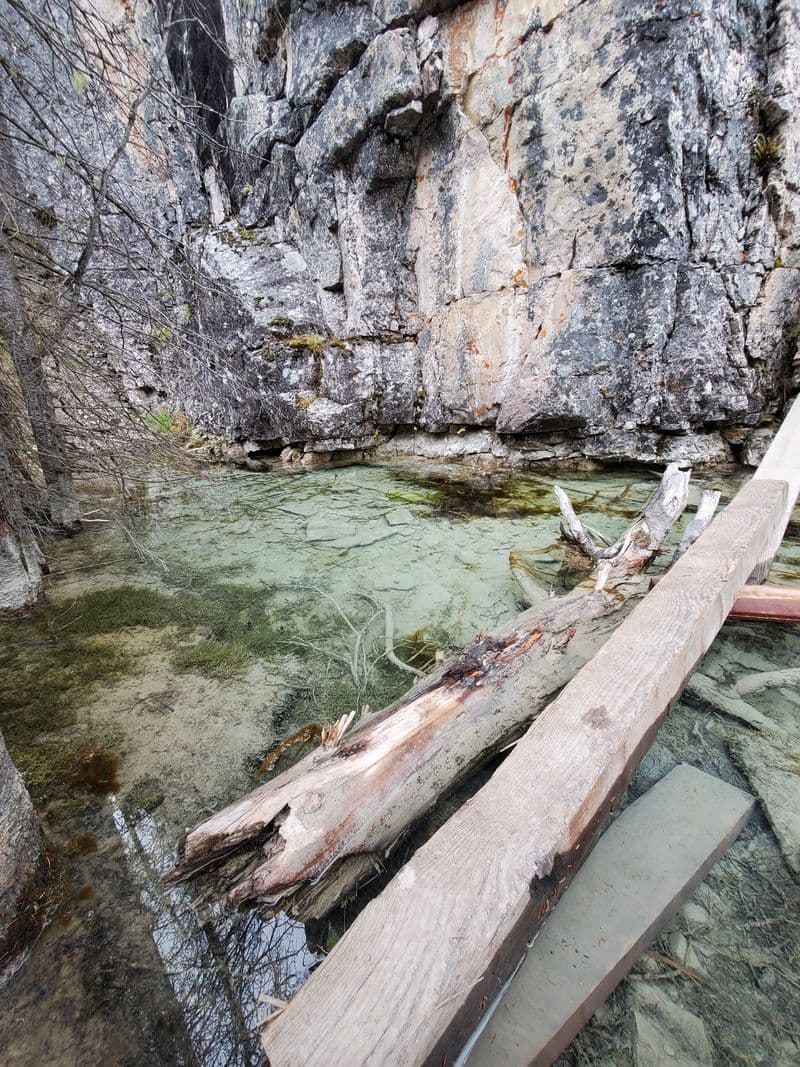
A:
[0,462,798,1065]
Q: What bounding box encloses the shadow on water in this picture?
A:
[387,466,644,522]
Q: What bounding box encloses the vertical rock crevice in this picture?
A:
[8,0,799,466]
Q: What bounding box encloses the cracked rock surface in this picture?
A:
[19,0,800,465]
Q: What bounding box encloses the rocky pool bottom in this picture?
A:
[0,462,798,1066]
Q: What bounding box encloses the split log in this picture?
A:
[261,473,794,1067]
[168,465,692,913]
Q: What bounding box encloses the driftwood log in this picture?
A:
[169,464,692,915]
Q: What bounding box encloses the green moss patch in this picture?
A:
[172,638,251,679]
[63,585,191,636]
[0,630,133,745]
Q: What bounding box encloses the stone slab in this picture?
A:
[630,981,714,1067]
[732,735,800,880]
[465,764,754,1067]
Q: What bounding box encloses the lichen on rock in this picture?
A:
[14,0,800,466]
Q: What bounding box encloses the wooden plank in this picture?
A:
[749,394,800,581]
[728,583,800,623]
[262,474,790,1067]
[464,764,754,1067]
[650,579,800,623]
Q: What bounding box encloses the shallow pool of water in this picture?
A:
[1,462,798,1066]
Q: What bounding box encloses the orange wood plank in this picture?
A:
[729,583,800,623]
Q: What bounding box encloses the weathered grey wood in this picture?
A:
[169,468,691,912]
[672,489,720,562]
[651,577,800,623]
[683,672,790,737]
[735,666,800,697]
[261,476,789,1067]
[464,764,754,1067]
[749,394,800,582]
[508,549,548,608]
[0,729,43,960]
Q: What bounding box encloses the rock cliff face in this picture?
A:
[41,0,800,464]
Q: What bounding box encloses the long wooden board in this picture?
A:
[651,579,800,623]
[261,474,791,1067]
[464,764,754,1067]
[728,582,800,622]
[750,396,800,580]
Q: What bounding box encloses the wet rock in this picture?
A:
[682,901,710,928]
[300,451,332,469]
[384,507,415,526]
[306,516,355,542]
[731,735,800,880]
[279,446,302,465]
[668,931,709,977]
[306,516,397,549]
[741,428,776,467]
[376,429,497,460]
[630,981,714,1067]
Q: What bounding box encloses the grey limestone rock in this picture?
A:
[295,28,422,172]
[630,981,714,1067]
[15,0,800,464]
[385,100,424,138]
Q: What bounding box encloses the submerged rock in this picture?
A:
[732,734,800,881]
[630,981,714,1067]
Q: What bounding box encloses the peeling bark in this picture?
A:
[0,434,43,617]
[0,237,79,532]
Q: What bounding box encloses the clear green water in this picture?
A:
[0,462,798,1066]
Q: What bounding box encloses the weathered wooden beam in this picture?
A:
[650,578,800,623]
[727,582,800,623]
[464,764,754,1067]
[261,475,791,1067]
[749,394,800,582]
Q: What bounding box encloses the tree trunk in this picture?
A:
[0,729,43,963]
[0,434,43,617]
[0,238,79,532]
[169,464,692,917]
